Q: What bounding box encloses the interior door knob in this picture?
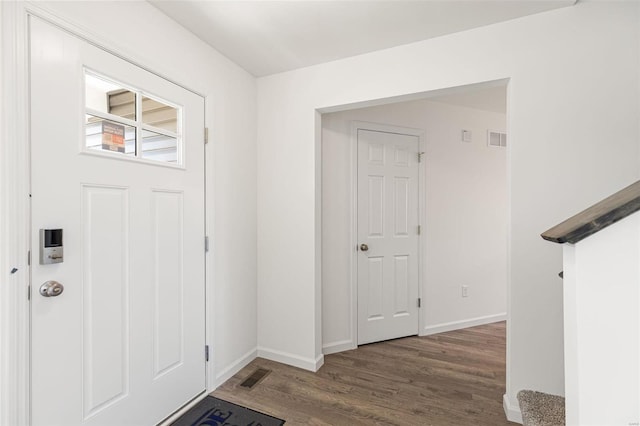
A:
[40,280,64,297]
[360,243,369,252]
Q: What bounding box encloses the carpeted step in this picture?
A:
[517,390,565,426]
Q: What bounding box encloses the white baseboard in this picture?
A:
[315,353,325,370]
[503,393,523,424]
[212,347,258,389]
[257,346,324,372]
[322,339,356,355]
[421,313,507,336]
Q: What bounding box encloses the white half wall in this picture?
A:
[563,214,640,426]
[21,1,258,390]
[256,0,640,417]
[321,99,507,350]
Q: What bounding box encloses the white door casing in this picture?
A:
[357,128,421,345]
[30,17,206,426]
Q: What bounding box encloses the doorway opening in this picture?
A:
[319,80,509,353]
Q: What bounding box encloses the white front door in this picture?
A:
[357,128,420,345]
[30,17,206,425]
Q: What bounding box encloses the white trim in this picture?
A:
[205,93,216,393]
[257,347,325,372]
[417,127,427,336]
[315,353,325,370]
[85,107,139,129]
[348,121,359,351]
[503,393,523,424]
[213,347,257,388]
[314,110,324,376]
[504,79,514,412]
[317,78,511,115]
[421,313,507,336]
[1,1,31,425]
[349,121,426,347]
[322,339,356,355]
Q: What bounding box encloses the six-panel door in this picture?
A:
[357,129,420,345]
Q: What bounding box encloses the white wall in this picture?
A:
[563,214,639,425]
[321,98,507,351]
[256,1,640,420]
[28,1,258,388]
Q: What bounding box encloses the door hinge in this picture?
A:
[417,298,421,308]
[27,286,31,301]
[417,225,421,235]
[205,345,210,362]
[27,250,31,266]
[204,127,209,144]
[418,152,425,162]
[205,236,209,252]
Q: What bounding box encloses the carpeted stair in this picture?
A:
[517,390,565,426]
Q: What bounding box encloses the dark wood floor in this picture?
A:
[212,322,516,425]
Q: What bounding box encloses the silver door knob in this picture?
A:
[40,280,64,297]
[360,243,369,252]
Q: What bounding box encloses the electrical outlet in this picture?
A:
[462,285,469,297]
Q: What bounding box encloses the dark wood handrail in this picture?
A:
[541,180,640,244]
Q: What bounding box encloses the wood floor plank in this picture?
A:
[212,322,517,425]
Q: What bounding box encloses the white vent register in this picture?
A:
[488,130,507,148]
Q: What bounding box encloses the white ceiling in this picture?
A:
[430,84,507,113]
[150,0,575,77]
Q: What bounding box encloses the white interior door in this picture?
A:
[357,129,420,345]
[30,17,206,425]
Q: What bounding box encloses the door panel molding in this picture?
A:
[82,184,131,419]
[348,121,426,349]
[151,189,185,379]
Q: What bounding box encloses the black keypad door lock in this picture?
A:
[39,229,63,265]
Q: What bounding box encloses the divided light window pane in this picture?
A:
[85,115,136,155]
[85,74,136,121]
[142,96,178,133]
[141,129,178,163]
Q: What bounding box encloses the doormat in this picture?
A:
[171,396,285,426]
